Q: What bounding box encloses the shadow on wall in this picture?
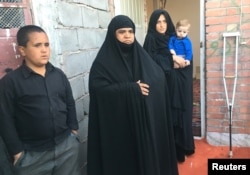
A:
[0,137,14,175]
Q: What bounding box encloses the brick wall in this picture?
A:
[205,0,250,146]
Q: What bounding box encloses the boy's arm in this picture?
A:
[63,74,79,131]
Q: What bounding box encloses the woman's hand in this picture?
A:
[173,55,186,68]
[174,62,180,68]
[137,80,149,96]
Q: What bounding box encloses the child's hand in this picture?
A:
[185,60,190,66]
[173,55,186,68]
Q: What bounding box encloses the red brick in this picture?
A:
[207,113,225,119]
[225,15,241,23]
[206,1,221,9]
[206,56,222,63]
[206,106,221,113]
[221,0,241,7]
[242,6,250,14]
[241,23,250,30]
[237,127,250,134]
[206,8,227,17]
[242,0,250,5]
[238,70,250,77]
[239,106,250,113]
[206,17,225,25]
[207,119,222,126]
[207,126,225,132]
[227,7,240,15]
[206,71,223,78]
[207,93,224,99]
[244,120,250,127]
[206,32,221,40]
[206,63,221,71]
[206,25,227,33]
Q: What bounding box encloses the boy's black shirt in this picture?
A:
[0,62,78,156]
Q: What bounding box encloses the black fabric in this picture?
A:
[143,9,195,162]
[0,62,78,156]
[0,137,14,175]
[171,61,195,160]
[87,15,178,175]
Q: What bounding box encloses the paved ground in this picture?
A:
[1,137,249,175]
[178,138,250,175]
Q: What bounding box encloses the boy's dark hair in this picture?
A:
[17,25,46,47]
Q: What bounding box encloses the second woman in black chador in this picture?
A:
[143,9,195,163]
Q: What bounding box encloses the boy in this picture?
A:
[169,19,193,68]
[0,25,81,175]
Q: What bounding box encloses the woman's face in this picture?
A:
[115,28,135,44]
[156,14,167,34]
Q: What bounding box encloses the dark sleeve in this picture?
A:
[0,77,23,156]
[143,35,173,74]
[63,73,79,130]
[87,81,142,175]
[168,36,174,50]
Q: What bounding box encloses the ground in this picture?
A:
[178,138,250,175]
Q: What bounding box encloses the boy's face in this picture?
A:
[176,26,189,39]
[18,32,50,68]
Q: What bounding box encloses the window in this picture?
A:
[114,0,144,27]
[0,0,31,78]
[0,0,31,29]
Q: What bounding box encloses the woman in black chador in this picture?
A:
[143,9,195,162]
[87,15,179,175]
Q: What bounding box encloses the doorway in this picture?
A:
[165,0,205,138]
[144,0,205,138]
[0,0,32,78]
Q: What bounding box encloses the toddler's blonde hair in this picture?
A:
[176,19,191,29]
